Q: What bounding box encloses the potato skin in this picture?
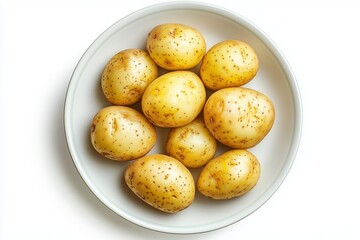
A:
[124,154,195,213]
[197,149,260,199]
[146,23,206,70]
[101,49,158,105]
[200,40,259,90]
[204,87,275,149]
[141,71,206,127]
[90,106,156,161]
[166,118,217,168]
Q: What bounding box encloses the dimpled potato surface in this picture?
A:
[197,149,261,199]
[165,118,217,168]
[146,23,206,70]
[141,71,206,127]
[90,106,156,161]
[200,40,259,90]
[204,87,275,149]
[101,49,158,105]
[124,154,195,213]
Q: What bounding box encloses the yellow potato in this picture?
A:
[146,23,206,70]
[90,106,156,161]
[101,49,158,105]
[204,87,275,149]
[165,118,217,168]
[200,40,259,90]
[124,154,195,213]
[141,71,206,127]
[197,149,260,199]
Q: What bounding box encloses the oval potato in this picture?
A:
[200,40,259,90]
[101,49,158,105]
[204,87,275,149]
[197,149,260,199]
[141,71,206,127]
[124,154,195,213]
[166,118,217,168]
[90,106,156,161]
[146,23,206,70]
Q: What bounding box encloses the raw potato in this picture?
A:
[124,154,195,213]
[197,149,260,199]
[101,49,158,105]
[141,71,206,127]
[166,118,217,168]
[204,87,275,149]
[146,23,206,70]
[90,106,156,161]
[200,40,259,90]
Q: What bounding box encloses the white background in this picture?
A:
[1,0,360,239]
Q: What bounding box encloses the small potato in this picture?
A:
[141,71,206,127]
[146,23,206,70]
[90,106,156,161]
[166,118,217,168]
[200,40,259,90]
[197,149,260,199]
[101,49,158,105]
[204,87,275,149]
[124,154,195,213]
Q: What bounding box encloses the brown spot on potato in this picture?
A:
[209,116,215,124]
[128,88,141,97]
[152,32,158,39]
[91,123,95,133]
[169,28,177,38]
[164,58,173,66]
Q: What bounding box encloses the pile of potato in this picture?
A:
[90,23,275,213]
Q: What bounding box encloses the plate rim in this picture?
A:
[64,1,303,234]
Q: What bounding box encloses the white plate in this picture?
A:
[64,2,302,234]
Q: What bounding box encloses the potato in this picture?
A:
[90,106,156,161]
[146,23,206,70]
[101,49,158,105]
[141,71,206,127]
[200,40,259,90]
[197,149,260,199]
[165,118,217,168]
[204,87,275,149]
[124,154,195,213]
